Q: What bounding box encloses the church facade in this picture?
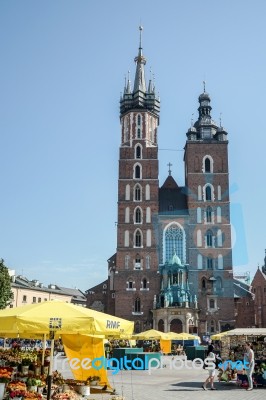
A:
[87,29,235,337]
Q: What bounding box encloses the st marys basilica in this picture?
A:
[87,28,235,337]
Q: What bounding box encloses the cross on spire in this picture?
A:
[167,162,172,176]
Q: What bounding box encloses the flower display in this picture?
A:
[0,367,13,383]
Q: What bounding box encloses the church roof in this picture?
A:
[159,176,188,214]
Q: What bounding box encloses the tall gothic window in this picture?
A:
[206,206,212,223]
[206,230,213,247]
[164,224,184,263]
[205,186,212,201]
[135,230,142,247]
[135,165,141,179]
[134,297,141,313]
[204,157,211,172]
[135,145,141,159]
[135,207,142,224]
[134,185,141,201]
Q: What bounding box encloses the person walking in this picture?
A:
[244,342,255,391]
[202,344,217,390]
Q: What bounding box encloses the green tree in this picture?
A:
[0,258,13,309]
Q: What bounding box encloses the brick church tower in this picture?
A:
[183,87,235,335]
[110,27,161,331]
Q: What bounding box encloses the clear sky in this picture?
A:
[1,0,266,292]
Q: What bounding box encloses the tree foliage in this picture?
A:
[0,258,13,309]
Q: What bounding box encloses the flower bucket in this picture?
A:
[79,385,90,396]
[0,383,6,400]
[28,385,37,392]
[21,366,29,375]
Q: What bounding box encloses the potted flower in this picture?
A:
[86,376,101,386]
[26,378,38,392]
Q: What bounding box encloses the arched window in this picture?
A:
[135,230,142,247]
[207,256,213,270]
[217,206,222,223]
[142,278,147,289]
[125,184,130,200]
[125,255,130,269]
[164,223,185,263]
[135,207,142,224]
[197,207,202,223]
[146,255,151,269]
[217,229,223,247]
[217,185,221,200]
[202,278,206,289]
[134,184,141,201]
[206,230,213,247]
[124,230,129,247]
[146,207,151,223]
[125,207,130,223]
[134,297,141,313]
[218,254,223,269]
[205,157,211,172]
[206,206,212,223]
[205,186,212,201]
[135,145,142,159]
[146,229,151,247]
[198,185,202,201]
[137,115,141,125]
[135,165,141,179]
[197,229,202,247]
[197,254,203,269]
[145,184,150,200]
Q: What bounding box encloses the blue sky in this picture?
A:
[1,0,266,292]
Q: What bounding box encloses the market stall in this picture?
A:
[0,300,134,399]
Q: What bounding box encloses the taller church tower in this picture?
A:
[113,28,161,331]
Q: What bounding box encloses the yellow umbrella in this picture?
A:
[132,329,170,340]
[0,300,134,337]
[210,331,230,340]
[0,300,134,399]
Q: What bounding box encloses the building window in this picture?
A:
[134,297,141,313]
[209,299,215,309]
[112,293,115,299]
[164,223,185,264]
[146,229,151,247]
[206,230,213,247]
[205,157,211,172]
[205,186,212,201]
[145,184,150,200]
[142,278,147,289]
[207,256,213,270]
[217,206,222,223]
[146,207,151,223]
[128,280,133,289]
[134,256,141,270]
[197,229,202,247]
[134,184,141,201]
[38,298,41,303]
[135,207,142,224]
[217,229,223,247]
[135,230,142,247]
[33,297,36,303]
[197,254,203,269]
[206,206,212,223]
[135,145,141,158]
[146,255,151,269]
[134,165,141,179]
[218,254,223,269]
[217,185,222,200]
[125,184,130,200]
[22,295,27,303]
[124,230,129,247]
[44,298,47,301]
[197,207,202,223]
[202,278,206,289]
[198,185,202,201]
[125,207,130,223]
[125,255,130,269]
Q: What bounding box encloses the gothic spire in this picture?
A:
[133,26,147,93]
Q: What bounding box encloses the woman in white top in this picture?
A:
[244,342,255,391]
[202,344,217,390]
